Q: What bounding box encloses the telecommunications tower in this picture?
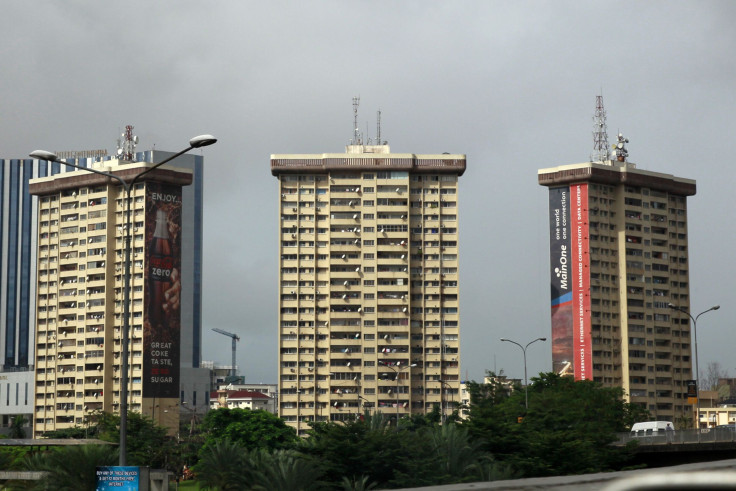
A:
[591,95,610,162]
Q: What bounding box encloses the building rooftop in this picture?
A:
[271,146,466,176]
[538,160,696,196]
[211,390,270,400]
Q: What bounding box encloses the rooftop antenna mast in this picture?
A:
[116,125,138,161]
[591,94,610,162]
[352,96,362,145]
[614,132,629,162]
[376,110,382,145]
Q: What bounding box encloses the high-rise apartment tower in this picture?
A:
[272,143,465,434]
[538,152,696,421]
[29,158,194,435]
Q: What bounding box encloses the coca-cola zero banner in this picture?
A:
[143,183,182,398]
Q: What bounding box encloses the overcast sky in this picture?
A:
[3,1,734,384]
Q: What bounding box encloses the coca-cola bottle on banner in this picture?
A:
[149,209,173,330]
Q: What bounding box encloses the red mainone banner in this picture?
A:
[570,183,592,381]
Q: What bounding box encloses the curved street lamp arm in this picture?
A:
[525,337,547,351]
[695,305,720,323]
[500,338,523,352]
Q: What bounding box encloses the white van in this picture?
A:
[630,421,673,437]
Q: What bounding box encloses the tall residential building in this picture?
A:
[0,149,209,436]
[272,143,465,434]
[29,158,194,435]
[538,155,696,421]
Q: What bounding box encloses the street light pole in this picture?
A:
[668,303,720,431]
[500,337,547,409]
[378,362,416,421]
[357,395,370,417]
[30,135,216,465]
[439,379,453,423]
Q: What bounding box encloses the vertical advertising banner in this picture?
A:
[549,187,573,376]
[143,183,182,398]
[570,183,592,381]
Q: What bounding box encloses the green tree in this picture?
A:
[95,411,173,468]
[42,426,88,439]
[200,408,298,452]
[300,413,473,489]
[464,372,641,477]
[9,415,27,439]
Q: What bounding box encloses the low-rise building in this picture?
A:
[209,389,275,413]
[699,405,736,428]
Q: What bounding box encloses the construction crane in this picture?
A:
[211,328,240,379]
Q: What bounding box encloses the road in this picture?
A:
[398,458,736,490]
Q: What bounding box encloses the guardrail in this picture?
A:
[614,427,736,446]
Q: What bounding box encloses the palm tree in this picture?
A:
[249,449,323,491]
[430,423,512,483]
[341,475,377,491]
[430,423,483,480]
[15,444,118,491]
[193,440,250,491]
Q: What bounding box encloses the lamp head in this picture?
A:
[189,134,217,148]
[539,337,547,342]
[711,305,721,311]
[500,338,509,342]
[667,303,676,309]
[30,150,59,162]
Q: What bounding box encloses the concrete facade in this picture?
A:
[272,144,465,434]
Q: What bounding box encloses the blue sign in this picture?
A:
[96,466,140,490]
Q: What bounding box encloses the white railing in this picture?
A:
[615,427,736,446]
